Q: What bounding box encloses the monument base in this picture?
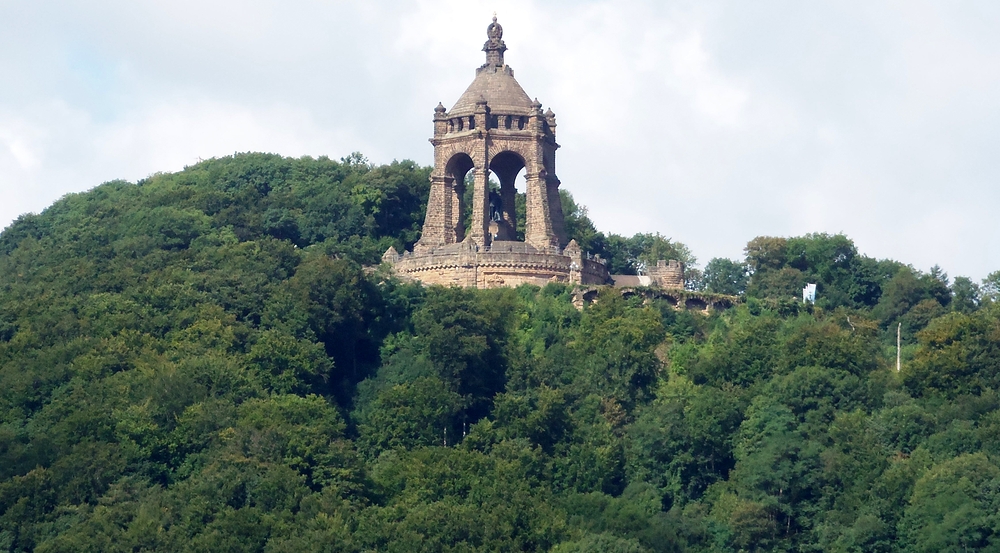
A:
[382,239,610,289]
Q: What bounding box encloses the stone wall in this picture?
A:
[384,240,610,289]
[646,259,684,289]
[573,285,739,312]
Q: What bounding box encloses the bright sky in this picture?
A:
[2,1,999,279]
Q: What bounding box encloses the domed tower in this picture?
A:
[416,16,566,252]
[387,17,609,289]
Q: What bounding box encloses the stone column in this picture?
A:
[564,239,583,284]
[464,97,492,247]
[546,175,567,247]
[524,169,557,250]
[524,99,557,250]
[467,168,490,247]
[416,173,449,252]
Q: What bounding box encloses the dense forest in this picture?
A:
[1,152,999,552]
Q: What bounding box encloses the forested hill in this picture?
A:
[1,152,999,552]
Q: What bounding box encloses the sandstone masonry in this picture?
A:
[384,17,685,291]
[385,17,611,289]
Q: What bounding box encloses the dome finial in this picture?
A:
[488,14,501,39]
[483,15,506,67]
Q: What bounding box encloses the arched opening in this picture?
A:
[445,153,474,242]
[684,298,708,312]
[488,151,527,242]
[459,171,504,241]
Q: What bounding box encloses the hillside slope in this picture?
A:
[1,153,999,552]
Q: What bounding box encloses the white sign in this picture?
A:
[803,283,817,304]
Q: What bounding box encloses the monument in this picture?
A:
[383,16,611,288]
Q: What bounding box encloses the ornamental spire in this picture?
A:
[483,15,507,67]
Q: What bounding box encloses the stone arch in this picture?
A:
[446,151,475,178]
[482,140,562,249]
[660,293,681,308]
[684,297,708,312]
[445,152,475,242]
[488,150,526,241]
[420,16,566,250]
[488,149,526,176]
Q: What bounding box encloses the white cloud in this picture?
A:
[0,128,42,170]
[668,31,748,127]
[1,0,999,280]
[94,99,368,173]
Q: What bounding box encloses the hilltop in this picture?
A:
[1,152,999,552]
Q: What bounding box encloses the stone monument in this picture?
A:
[384,17,611,289]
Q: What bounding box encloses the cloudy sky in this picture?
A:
[2,0,999,279]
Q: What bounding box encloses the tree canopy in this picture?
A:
[0,152,998,552]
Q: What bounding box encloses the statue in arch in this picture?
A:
[415,16,567,253]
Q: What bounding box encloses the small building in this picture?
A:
[611,260,685,289]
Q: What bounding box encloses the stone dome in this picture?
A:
[448,17,536,117]
[449,67,535,116]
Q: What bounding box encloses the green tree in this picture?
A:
[561,190,603,255]
[898,453,1000,552]
[358,376,464,455]
[576,294,666,408]
[627,377,742,505]
[702,257,748,295]
[983,270,1000,304]
[596,233,695,276]
[744,236,788,273]
[903,308,1000,397]
[951,276,981,313]
[410,287,515,418]
[288,254,383,399]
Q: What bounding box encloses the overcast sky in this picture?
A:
[2,0,999,279]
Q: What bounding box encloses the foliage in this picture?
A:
[0,152,997,551]
[702,257,749,296]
